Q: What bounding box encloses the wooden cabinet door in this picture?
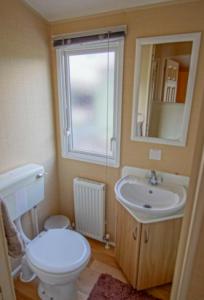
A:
[115,202,141,287]
[137,218,182,290]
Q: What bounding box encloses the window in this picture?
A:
[56,37,124,167]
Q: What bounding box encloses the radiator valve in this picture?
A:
[104,233,110,250]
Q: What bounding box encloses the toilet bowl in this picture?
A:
[26,228,91,300]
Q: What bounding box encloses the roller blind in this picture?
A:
[53,26,126,47]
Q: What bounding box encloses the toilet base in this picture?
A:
[38,280,77,300]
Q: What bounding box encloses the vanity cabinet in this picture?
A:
[115,202,182,290]
[115,201,141,287]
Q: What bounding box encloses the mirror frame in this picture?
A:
[131,32,201,146]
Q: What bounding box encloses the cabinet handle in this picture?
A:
[132,227,137,240]
[144,228,149,243]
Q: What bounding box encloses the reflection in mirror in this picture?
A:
[132,33,201,146]
[139,42,191,140]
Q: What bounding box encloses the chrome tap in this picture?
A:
[148,170,159,185]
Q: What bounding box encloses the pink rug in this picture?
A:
[88,274,160,300]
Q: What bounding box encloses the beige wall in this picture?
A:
[51,0,204,241]
[0,0,59,236]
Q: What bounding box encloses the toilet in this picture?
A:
[0,164,91,300]
[26,229,90,300]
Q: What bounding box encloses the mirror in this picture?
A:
[131,33,201,146]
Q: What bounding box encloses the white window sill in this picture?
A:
[61,152,120,168]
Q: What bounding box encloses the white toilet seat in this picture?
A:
[26,229,91,274]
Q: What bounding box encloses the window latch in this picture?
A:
[65,129,71,137]
[110,137,116,151]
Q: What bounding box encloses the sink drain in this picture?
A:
[143,204,152,209]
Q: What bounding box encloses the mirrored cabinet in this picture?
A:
[131,33,201,146]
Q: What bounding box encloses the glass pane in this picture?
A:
[69,51,115,157]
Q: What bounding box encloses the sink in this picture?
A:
[115,175,186,217]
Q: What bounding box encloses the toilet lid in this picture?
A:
[26,229,91,274]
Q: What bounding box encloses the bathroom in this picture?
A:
[0,0,204,299]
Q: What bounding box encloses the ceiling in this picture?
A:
[24,0,173,22]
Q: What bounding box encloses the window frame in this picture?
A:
[56,37,124,167]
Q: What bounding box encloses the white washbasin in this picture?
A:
[115,175,186,217]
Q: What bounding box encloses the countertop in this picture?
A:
[117,198,184,224]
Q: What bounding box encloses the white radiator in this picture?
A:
[73,177,105,242]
